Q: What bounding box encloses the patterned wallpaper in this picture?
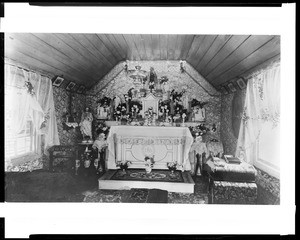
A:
[87,60,221,138]
[52,87,86,145]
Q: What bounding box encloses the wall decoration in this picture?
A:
[236,78,247,89]
[66,81,76,91]
[77,85,85,94]
[220,86,229,95]
[227,82,237,93]
[52,76,64,87]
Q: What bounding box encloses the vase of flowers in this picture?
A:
[145,156,155,174]
[116,161,132,172]
[167,162,177,174]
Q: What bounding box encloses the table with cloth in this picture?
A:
[204,157,258,204]
[107,125,193,170]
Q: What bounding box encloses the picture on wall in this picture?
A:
[227,82,237,93]
[220,86,229,95]
[77,85,85,94]
[236,78,247,89]
[52,76,64,87]
[66,81,76,91]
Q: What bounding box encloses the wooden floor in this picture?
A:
[98,169,195,193]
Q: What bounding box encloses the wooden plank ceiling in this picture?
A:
[5,33,280,90]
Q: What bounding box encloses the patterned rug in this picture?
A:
[83,176,209,204]
[111,169,183,183]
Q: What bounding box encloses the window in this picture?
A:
[256,121,280,178]
[5,119,36,159]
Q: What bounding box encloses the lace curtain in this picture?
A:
[5,63,60,156]
[235,63,280,165]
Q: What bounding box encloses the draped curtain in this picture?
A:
[5,63,60,156]
[235,63,280,165]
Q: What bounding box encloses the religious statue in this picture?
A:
[147,67,158,92]
[114,95,121,110]
[79,107,93,139]
[161,78,170,101]
[181,89,190,111]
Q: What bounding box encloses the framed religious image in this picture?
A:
[227,82,237,93]
[236,78,247,89]
[220,86,229,95]
[66,81,76,91]
[77,85,85,94]
[52,76,64,87]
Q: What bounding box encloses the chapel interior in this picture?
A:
[4,33,280,204]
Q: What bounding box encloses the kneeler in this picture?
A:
[146,189,168,203]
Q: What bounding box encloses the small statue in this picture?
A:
[147,67,158,92]
[79,107,93,140]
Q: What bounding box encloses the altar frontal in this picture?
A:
[107,125,193,171]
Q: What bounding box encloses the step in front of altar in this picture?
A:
[98,169,195,193]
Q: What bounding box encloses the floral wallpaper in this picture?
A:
[87,60,221,138]
[52,87,86,145]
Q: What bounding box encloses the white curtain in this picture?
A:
[236,63,280,165]
[5,63,60,155]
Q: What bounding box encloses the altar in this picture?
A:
[107,125,193,171]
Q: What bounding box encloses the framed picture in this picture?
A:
[220,86,229,95]
[52,76,64,87]
[236,78,247,89]
[77,85,85,94]
[66,81,76,91]
[227,82,237,93]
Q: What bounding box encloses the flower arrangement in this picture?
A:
[189,123,210,137]
[191,99,208,108]
[167,162,177,172]
[116,160,132,171]
[97,96,111,107]
[144,156,155,168]
[160,76,169,84]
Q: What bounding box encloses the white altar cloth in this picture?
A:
[107,126,193,170]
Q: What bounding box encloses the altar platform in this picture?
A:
[98,169,195,193]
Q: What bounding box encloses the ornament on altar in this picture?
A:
[129,100,142,120]
[144,156,155,174]
[190,99,207,122]
[113,95,121,110]
[161,76,170,101]
[147,67,158,92]
[116,160,132,172]
[96,97,111,120]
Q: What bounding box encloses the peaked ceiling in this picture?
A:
[5,33,280,89]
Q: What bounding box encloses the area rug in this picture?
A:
[111,169,183,183]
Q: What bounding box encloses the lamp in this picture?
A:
[180,60,186,73]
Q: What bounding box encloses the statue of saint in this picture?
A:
[147,67,158,92]
[79,107,93,139]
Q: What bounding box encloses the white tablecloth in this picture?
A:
[107,125,193,170]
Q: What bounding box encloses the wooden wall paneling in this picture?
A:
[197,35,232,72]
[166,34,177,60]
[185,35,206,66]
[201,35,250,77]
[6,34,92,85]
[193,35,218,70]
[206,35,275,82]
[150,34,161,60]
[105,34,127,60]
[131,34,147,60]
[159,34,168,60]
[141,34,153,60]
[96,34,124,60]
[174,34,185,60]
[122,34,141,61]
[213,37,280,86]
[113,34,131,60]
[179,34,194,60]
